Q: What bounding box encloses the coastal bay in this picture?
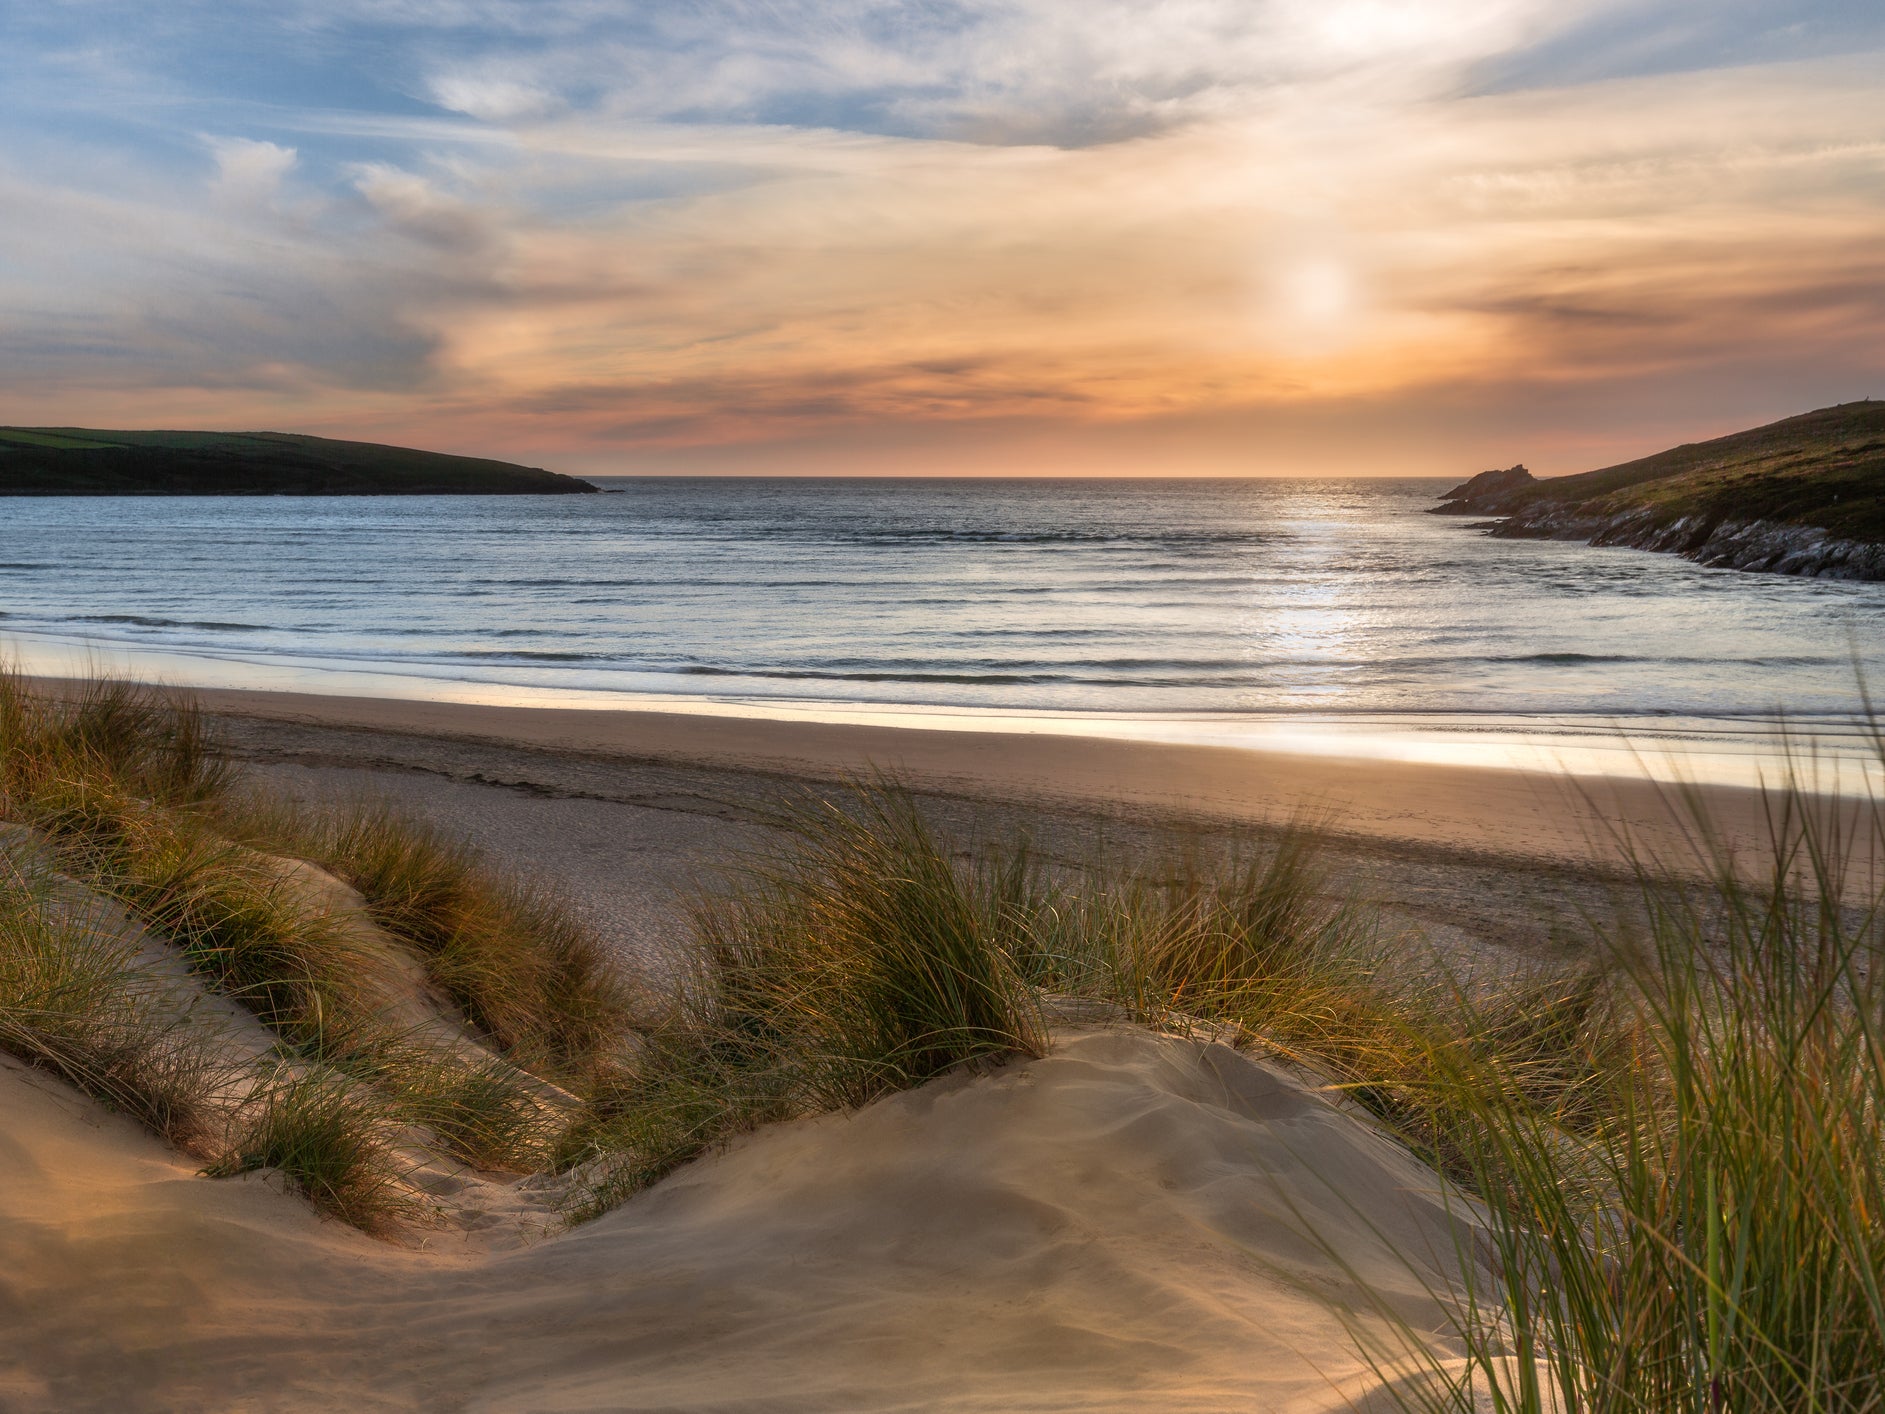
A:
[10,6,1885,1407]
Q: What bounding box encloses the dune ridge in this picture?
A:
[0,1027,1488,1413]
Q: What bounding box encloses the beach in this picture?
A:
[0,681,1537,1411]
[196,681,1811,980]
[1,673,1879,1410]
[10,8,1883,1403]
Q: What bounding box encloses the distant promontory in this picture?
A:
[1433,401,1885,581]
[0,428,597,495]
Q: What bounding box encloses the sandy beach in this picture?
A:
[13,7,1885,1403]
[2,679,1871,1411]
[178,681,1831,993]
[190,683,1778,865]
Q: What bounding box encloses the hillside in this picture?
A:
[1433,400,1885,579]
[0,428,597,495]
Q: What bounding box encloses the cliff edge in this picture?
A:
[1432,401,1885,581]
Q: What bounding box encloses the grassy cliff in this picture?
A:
[1435,400,1885,578]
[0,428,597,495]
[1439,400,1885,537]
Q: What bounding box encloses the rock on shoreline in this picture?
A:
[1487,501,1885,580]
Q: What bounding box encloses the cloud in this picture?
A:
[393,0,1588,148]
[207,136,298,207]
[1475,0,1885,90]
[427,70,558,122]
[351,162,494,249]
[0,138,493,401]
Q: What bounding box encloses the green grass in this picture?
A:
[17,774,382,1057]
[561,768,1885,1412]
[1344,766,1885,1413]
[560,791,1446,1219]
[558,786,1561,1219]
[1496,400,1885,541]
[331,1034,566,1173]
[0,429,125,450]
[120,822,372,1049]
[0,666,629,1078]
[0,668,232,812]
[562,788,1050,1215]
[0,426,596,495]
[0,669,612,1226]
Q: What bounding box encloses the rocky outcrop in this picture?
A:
[1432,464,1534,512]
[1482,504,1885,580]
[1438,493,1885,581]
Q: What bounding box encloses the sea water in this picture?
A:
[3,478,1881,783]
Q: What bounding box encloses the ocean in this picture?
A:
[4,477,1882,783]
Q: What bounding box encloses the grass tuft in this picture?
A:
[565,786,1049,1212]
[207,1066,413,1233]
[24,786,382,1056]
[0,669,610,1230]
[225,797,633,1085]
[0,860,232,1149]
[1351,760,1885,1412]
[0,667,231,813]
[335,1035,566,1172]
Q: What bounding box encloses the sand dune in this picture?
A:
[1,1028,1490,1413]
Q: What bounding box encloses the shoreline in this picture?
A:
[8,628,1880,794]
[151,679,1835,876]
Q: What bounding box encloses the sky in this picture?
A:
[2,1,1882,478]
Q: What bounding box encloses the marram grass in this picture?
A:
[563,788,1050,1215]
[1349,759,1885,1414]
[0,856,234,1150]
[206,1064,414,1234]
[223,794,633,1086]
[0,669,601,1229]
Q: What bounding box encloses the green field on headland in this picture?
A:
[0,428,596,495]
